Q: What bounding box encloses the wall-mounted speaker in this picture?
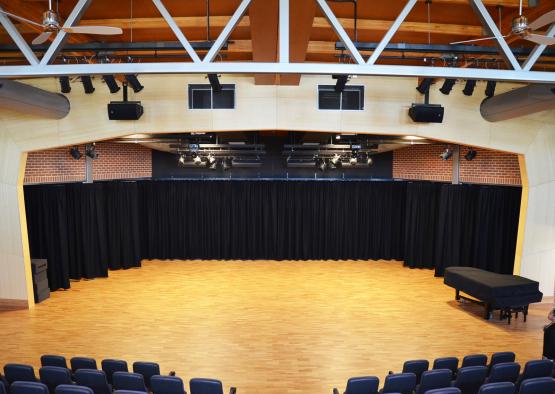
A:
[107,101,144,120]
[408,103,444,123]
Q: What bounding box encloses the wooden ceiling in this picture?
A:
[0,0,554,84]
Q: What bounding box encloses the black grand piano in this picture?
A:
[444,267,543,324]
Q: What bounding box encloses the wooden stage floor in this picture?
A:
[0,260,550,394]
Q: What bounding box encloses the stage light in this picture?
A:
[178,154,186,166]
[485,81,497,98]
[440,79,456,95]
[59,76,71,93]
[85,143,98,159]
[416,78,433,94]
[367,156,373,166]
[349,151,358,165]
[463,80,477,96]
[192,153,203,166]
[69,146,82,160]
[208,74,222,93]
[440,148,453,160]
[464,148,477,161]
[333,74,349,92]
[330,154,341,166]
[222,158,232,171]
[316,158,327,172]
[81,76,95,94]
[102,75,121,94]
[125,74,144,93]
[206,154,217,170]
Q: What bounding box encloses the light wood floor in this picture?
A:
[0,260,550,394]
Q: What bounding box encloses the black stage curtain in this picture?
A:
[24,180,521,291]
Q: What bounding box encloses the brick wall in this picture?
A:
[24,142,152,184]
[393,145,522,186]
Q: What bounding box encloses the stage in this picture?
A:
[0,260,549,394]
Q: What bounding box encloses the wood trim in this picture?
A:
[513,154,528,277]
[0,299,29,311]
[18,151,34,308]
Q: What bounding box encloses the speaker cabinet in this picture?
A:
[108,101,144,120]
[408,103,444,123]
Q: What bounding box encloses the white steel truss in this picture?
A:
[0,0,553,83]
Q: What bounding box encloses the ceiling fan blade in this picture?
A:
[528,10,555,30]
[32,31,52,45]
[525,33,555,46]
[0,10,44,28]
[450,36,500,45]
[62,26,123,35]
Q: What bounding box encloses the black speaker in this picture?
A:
[108,101,144,120]
[408,103,444,123]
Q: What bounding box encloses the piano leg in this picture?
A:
[524,305,528,322]
[456,289,460,301]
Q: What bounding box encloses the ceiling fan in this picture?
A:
[0,0,123,45]
[451,0,555,46]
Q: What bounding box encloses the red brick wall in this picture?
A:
[24,142,152,185]
[393,145,522,186]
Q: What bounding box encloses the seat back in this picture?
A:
[101,360,128,385]
[70,358,97,374]
[453,366,488,394]
[520,359,554,381]
[4,364,37,384]
[416,369,452,394]
[10,382,49,394]
[55,385,94,394]
[344,376,379,394]
[0,380,6,394]
[151,375,185,394]
[112,372,147,393]
[425,389,461,394]
[402,360,429,385]
[114,391,149,394]
[518,377,555,394]
[39,366,72,394]
[190,378,224,394]
[382,372,416,394]
[74,369,111,394]
[132,362,160,389]
[433,358,459,377]
[487,363,520,384]
[478,382,515,394]
[40,356,67,370]
[461,355,488,368]
[489,353,516,370]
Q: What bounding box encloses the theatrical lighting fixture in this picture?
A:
[192,153,203,166]
[59,76,71,93]
[330,154,341,166]
[69,146,82,160]
[416,78,433,94]
[333,74,349,92]
[208,74,222,93]
[440,148,453,161]
[485,81,497,98]
[464,148,477,161]
[178,154,186,166]
[316,158,327,172]
[102,75,120,94]
[125,75,144,93]
[81,76,95,94]
[349,151,358,165]
[85,143,98,159]
[367,156,373,166]
[222,158,232,171]
[440,79,456,95]
[462,80,477,96]
[206,154,218,170]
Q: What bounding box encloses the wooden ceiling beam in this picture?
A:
[249,0,279,85]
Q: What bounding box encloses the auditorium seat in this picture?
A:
[425,388,461,394]
[151,375,186,394]
[485,363,520,384]
[39,366,73,394]
[477,382,515,394]
[380,372,416,394]
[74,370,111,394]
[101,360,128,385]
[333,376,379,394]
[112,372,147,393]
[55,385,94,394]
[41,356,68,369]
[114,391,149,394]
[451,366,488,394]
[402,360,429,385]
[433,358,459,378]
[10,381,49,394]
[416,369,452,394]
[4,364,38,384]
[70,358,97,374]
[517,377,555,394]
[0,381,6,394]
[132,362,160,390]
[461,355,488,368]
[488,353,515,373]
[515,359,554,388]
[190,378,237,394]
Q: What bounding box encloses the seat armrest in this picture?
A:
[333,388,339,394]
[229,386,237,394]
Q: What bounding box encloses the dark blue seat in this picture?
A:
[39,366,73,394]
[132,362,160,389]
[425,389,461,394]
[190,378,237,394]
[381,373,416,394]
[112,372,147,393]
[0,380,6,394]
[41,356,68,370]
[70,359,97,374]
[478,382,515,394]
[333,376,379,394]
[488,353,516,372]
[4,364,38,384]
[403,360,429,385]
[516,359,554,388]
[461,355,488,368]
[55,385,94,394]
[151,375,185,394]
[518,377,555,394]
[433,359,459,379]
[416,369,452,394]
[101,360,128,385]
[451,366,488,394]
[114,391,148,394]
[486,363,520,384]
[74,370,111,394]
[10,382,49,394]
